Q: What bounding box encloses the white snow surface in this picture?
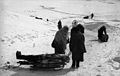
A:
[0,0,120,76]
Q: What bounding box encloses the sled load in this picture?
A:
[16,51,70,70]
[99,34,109,42]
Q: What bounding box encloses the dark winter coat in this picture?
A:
[52,26,69,54]
[69,27,86,61]
[98,26,109,42]
[98,26,107,38]
[76,24,85,34]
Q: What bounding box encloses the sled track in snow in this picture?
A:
[40,5,82,16]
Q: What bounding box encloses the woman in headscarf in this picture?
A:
[69,24,86,68]
[51,26,69,54]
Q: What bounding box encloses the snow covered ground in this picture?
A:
[0,0,120,76]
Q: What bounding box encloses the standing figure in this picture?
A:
[69,26,86,68]
[91,13,94,19]
[58,20,62,30]
[51,26,69,54]
[98,25,109,42]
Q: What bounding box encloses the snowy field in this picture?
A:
[0,0,120,76]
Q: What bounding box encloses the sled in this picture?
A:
[16,51,70,70]
[99,34,109,42]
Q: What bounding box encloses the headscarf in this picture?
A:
[72,20,78,27]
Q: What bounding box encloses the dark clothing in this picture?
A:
[70,27,86,61]
[52,26,69,54]
[71,24,85,36]
[70,27,86,68]
[98,26,106,38]
[99,34,109,42]
[98,26,108,42]
[52,39,65,54]
[71,60,80,68]
[58,20,62,30]
[91,13,94,19]
[83,16,89,19]
[76,24,85,33]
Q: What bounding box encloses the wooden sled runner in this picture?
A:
[16,51,70,70]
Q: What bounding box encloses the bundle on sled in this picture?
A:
[16,51,70,70]
[99,34,109,42]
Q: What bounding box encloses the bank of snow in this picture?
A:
[0,10,57,66]
[64,21,120,76]
[1,0,120,76]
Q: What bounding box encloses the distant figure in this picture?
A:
[46,19,49,21]
[69,26,86,68]
[51,26,69,54]
[83,16,89,19]
[90,13,94,19]
[35,17,43,20]
[83,13,94,19]
[16,51,21,59]
[57,20,62,30]
[98,25,109,42]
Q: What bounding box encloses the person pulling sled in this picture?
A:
[98,25,109,42]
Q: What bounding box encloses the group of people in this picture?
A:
[51,20,86,69]
[51,20,109,69]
